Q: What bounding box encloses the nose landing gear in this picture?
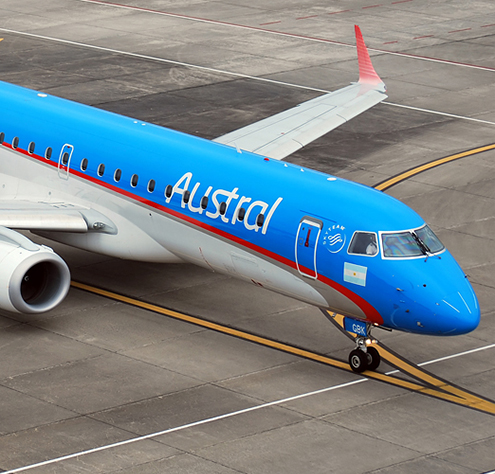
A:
[348,335,381,373]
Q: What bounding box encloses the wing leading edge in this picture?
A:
[213,26,387,160]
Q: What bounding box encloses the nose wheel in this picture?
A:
[348,337,381,373]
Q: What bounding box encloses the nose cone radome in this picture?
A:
[438,286,480,335]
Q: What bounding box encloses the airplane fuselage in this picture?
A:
[0,80,480,336]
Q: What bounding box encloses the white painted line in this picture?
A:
[76,0,495,72]
[385,343,495,376]
[1,27,493,128]
[2,379,366,473]
[5,342,495,473]
[0,27,327,94]
[385,102,495,126]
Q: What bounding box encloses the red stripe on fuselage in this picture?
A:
[2,142,383,324]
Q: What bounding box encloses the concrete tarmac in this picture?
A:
[0,1,495,472]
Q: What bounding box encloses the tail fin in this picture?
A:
[355,25,384,86]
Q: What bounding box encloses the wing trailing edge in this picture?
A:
[214,26,387,160]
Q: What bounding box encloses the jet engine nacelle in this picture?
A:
[0,226,70,314]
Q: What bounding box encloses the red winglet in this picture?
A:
[355,25,383,86]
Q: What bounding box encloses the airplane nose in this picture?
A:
[439,287,480,335]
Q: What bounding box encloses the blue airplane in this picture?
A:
[0,26,479,372]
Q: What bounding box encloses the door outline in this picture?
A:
[295,217,322,279]
[58,144,74,180]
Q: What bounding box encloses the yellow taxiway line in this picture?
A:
[70,142,495,415]
[374,143,495,191]
[71,281,495,415]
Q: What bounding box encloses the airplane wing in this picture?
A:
[0,200,116,233]
[213,25,387,160]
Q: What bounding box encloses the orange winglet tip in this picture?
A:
[355,25,383,86]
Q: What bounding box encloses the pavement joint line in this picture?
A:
[0,28,491,128]
[5,281,495,474]
[76,0,495,71]
[2,378,367,474]
[70,282,495,415]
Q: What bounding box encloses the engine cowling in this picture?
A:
[0,227,70,313]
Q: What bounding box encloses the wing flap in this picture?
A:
[213,26,387,160]
[0,201,116,233]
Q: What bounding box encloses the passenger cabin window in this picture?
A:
[80,158,88,171]
[12,137,19,149]
[349,232,378,256]
[45,147,52,160]
[130,174,138,187]
[28,142,35,154]
[114,168,122,182]
[256,214,265,227]
[219,202,227,215]
[382,226,444,258]
[147,179,155,193]
[165,185,173,198]
[97,163,105,177]
[0,132,4,144]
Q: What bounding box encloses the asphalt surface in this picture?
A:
[0,1,495,473]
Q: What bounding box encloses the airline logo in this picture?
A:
[344,262,367,287]
[323,224,347,253]
[165,171,283,235]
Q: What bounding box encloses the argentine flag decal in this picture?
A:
[344,262,367,287]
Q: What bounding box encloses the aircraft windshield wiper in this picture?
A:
[411,231,431,255]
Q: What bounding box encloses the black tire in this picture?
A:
[349,349,368,373]
[366,346,381,371]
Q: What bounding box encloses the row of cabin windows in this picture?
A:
[0,134,265,227]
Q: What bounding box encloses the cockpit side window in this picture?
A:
[415,225,444,253]
[348,232,378,256]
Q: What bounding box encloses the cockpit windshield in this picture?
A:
[382,225,444,258]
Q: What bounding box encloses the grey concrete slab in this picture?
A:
[157,405,308,452]
[92,384,262,434]
[23,440,180,474]
[123,329,297,383]
[325,394,495,455]
[33,299,200,352]
[0,384,75,436]
[83,453,241,474]
[219,358,358,403]
[439,437,495,473]
[193,418,418,474]
[369,456,477,474]
[0,324,105,379]
[4,352,201,413]
[0,416,150,470]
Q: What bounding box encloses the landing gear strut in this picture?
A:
[348,332,381,373]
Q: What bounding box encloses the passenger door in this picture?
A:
[58,144,74,180]
[295,217,322,279]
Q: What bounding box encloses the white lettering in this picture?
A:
[206,187,239,222]
[231,196,252,225]
[166,171,282,235]
[166,172,192,208]
[261,197,283,235]
[244,200,269,232]
[188,184,213,214]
